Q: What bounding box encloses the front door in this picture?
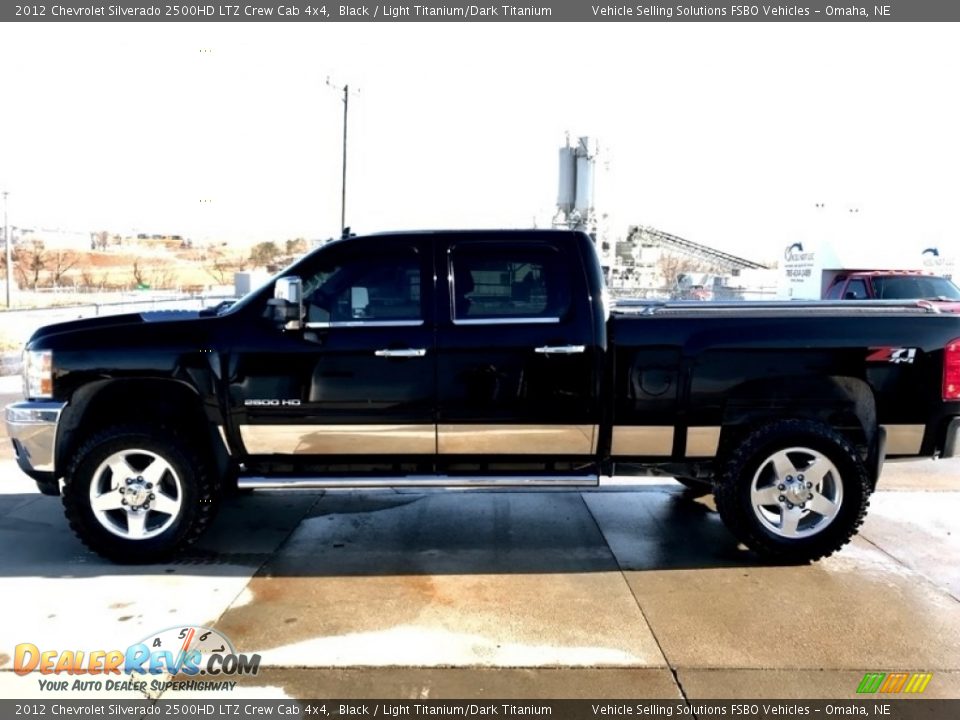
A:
[227,237,435,463]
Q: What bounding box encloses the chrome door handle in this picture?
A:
[374,348,427,358]
[534,345,586,355]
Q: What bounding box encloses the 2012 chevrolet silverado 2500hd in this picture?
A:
[6,230,960,563]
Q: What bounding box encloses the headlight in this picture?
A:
[23,349,53,400]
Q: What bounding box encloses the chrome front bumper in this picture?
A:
[5,401,66,478]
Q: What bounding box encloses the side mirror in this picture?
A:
[269,276,304,330]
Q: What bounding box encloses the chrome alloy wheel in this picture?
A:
[88,449,183,540]
[749,446,844,539]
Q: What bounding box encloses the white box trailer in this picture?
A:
[779,207,956,299]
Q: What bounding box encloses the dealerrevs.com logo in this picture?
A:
[14,625,260,693]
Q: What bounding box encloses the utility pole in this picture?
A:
[3,191,10,308]
[327,78,358,238]
[340,83,348,237]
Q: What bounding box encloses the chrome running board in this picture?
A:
[237,474,600,490]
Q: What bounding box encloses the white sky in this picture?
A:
[1,22,958,262]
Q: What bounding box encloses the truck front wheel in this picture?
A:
[714,420,870,563]
[62,426,218,563]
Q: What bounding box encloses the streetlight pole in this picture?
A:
[3,191,10,308]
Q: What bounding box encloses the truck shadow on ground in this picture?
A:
[0,485,776,577]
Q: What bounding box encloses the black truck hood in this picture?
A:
[27,311,202,346]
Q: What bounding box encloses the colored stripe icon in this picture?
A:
[902,673,934,693]
[857,672,933,694]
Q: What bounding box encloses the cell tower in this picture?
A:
[553,135,598,238]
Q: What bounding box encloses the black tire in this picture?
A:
[674,476,713,496]
[714,419,870,563]
[35,478,61,497]
[62,425,219,563]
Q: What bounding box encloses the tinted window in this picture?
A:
[873,276,960,300]
[825,280,845,299]
[449,243,570,321]
[843,279,868,300]
[303,246,421,324]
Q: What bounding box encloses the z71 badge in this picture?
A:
[866,347,917,364]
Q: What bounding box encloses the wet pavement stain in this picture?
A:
[222,666,683,699]
[212,492,658,667]
[174,551,274,566]
[307,494,425,519]
[0,516,57,532]
[402,575,455,606]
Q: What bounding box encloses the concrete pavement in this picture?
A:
[0,438,957,701]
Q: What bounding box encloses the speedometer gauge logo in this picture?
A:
[126,625,258,677]
[134,625,235,675]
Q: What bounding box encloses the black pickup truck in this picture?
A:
[6,230,960,563]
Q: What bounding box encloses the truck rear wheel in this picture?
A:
[714,419,870,563]
[62,425,218,563]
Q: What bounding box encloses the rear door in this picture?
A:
[434,233,600,470]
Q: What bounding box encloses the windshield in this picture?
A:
[873,276,960,300]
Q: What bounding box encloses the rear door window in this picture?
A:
[449,243,570,323]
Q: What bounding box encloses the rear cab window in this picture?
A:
[448,242,571,323]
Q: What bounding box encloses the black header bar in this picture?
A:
[5,1,960,23]
[2,700,960,720]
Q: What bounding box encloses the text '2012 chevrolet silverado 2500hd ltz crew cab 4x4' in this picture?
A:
[6,230,960,563]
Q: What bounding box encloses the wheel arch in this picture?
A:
[57,378,230,484]
[715,375,879,480]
